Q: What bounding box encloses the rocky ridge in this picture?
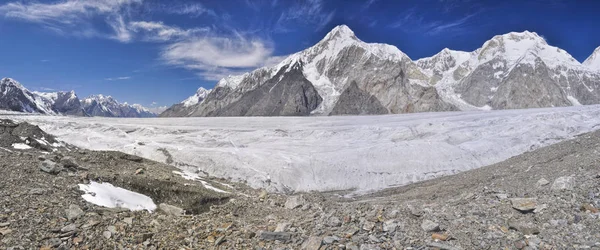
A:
[1,119,599,249]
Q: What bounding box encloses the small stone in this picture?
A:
[534,204,548,213]
[409,206,424,217]
[65,204,84,221]
[123,217,133,225]
[328,216,342,227]
[421,219,440,232]
[258,190,268,200]
[107,225,117,234]
[362,221,376,231]
[551,176,575,191]
[302,236,323,250]
[427,242,460,250]
[103,231,112,239]
[346,243,359,250]
[0,228,12,235]
[368,235,381,243]
[40,160,62,174]
[134,233,154,243]
[214,235,225,246]
[275,223,291,232]
[259,231,292,242]
[284,195,306,209]
[28,188,45,195]
[432,233,450,241]
[61,157,83,170]
[323,236,340,244]
[536,178,550,187]
[510,198,537,213]
[382,219,397,232]
[135,168,144,175]
[48,238,61,247]
[508,221,540,235]
[0,222,10,227]
[60,224,77,233]
[158,203,184,216]
[581,204,599,213]
[496,193,509,200]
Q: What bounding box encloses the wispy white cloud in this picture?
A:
[390,7,482,36]
[129,21,208,42]
[40,59,50,63]
[275,0,335,32]
[105,76,132,81]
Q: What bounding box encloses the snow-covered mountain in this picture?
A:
[584,46,600,71]
[81,95,156,118]
[159,87,211,117]
[0,77,157,117]
[167,25,600,117]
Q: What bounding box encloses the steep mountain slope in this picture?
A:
[159,87,210,117]
[81,95,156,118]
[180,25,456,117]
[170,26,600,117]
[34,91,87,116]
[417,31,600,109]
[0,78,55,114]
[583,46,600,71]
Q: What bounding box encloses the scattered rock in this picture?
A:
[534,204,548,213]
[123,217,133,225]
[65,204,84,221]
[47,238,61,248]
[60,157,85,170]
[496,193,509,200]
[60,224,77,233]
[301,236,322,250]
[508,221,540,235]
[39,160,62,174]
[0,222,10,227]
[102,231,112,239]
[432,233,450,241]
[427,242,461,250]
[107,225,117,234]
[0,228,12,235]
[581,204,599,213]
[28,188,45,195]
[259,231,292,242]
[284,195,306,209]
[258,190,268,200]
[120,154,143,162]
[551,176,575,191]
[536,178,550,187]
[382,219,397,232]
[135,168,144,175]
[323,236,340,244]
[275,222,291,232]
[510,198,537,213]
[158,203,184,216]
[362,221,376,231]
[421,219,440,232]
[328,216,342,227]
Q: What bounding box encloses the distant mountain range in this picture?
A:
[0,78,156,117]
[161,25,600,117]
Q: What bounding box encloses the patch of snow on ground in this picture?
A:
[78,181,156,212]
[173,171,230,193]
[12,143,31,150]
[5,105,600,194]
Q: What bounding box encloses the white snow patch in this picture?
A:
[12,143,31,150]
[567,96,582,106]
[78,181,156,212]
[173,171,230,193]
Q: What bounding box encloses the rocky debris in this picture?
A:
[421,219,441,232]
[158,203,184,216]
[551,176,575,191]
[259,231,292,242]
[39,160,62,174]
[536,178,550,187]
[2,118,600,249]
[65,204,84,221]
[510,198,537,213]
[301,236,322,249]
[284,195,307,209]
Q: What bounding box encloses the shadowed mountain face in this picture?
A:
[164,25,600,117]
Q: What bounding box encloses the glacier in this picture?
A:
[4,105,600,194]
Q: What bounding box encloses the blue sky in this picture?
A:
[0,0,599,109]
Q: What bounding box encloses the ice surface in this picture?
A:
[5,105,600,194]
[78,181,156,212]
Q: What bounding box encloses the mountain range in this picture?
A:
[161,25,600,117]
[0,78,156,117]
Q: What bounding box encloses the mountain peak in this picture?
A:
[583,46,600,70]
[323,25,356,41]
[0,78,25,89]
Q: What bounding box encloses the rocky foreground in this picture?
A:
[0,119,599,249]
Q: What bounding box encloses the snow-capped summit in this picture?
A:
[81,95,156,118]
[0,78,55,114]
[181,87,211,107]
[583,46,600,71]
